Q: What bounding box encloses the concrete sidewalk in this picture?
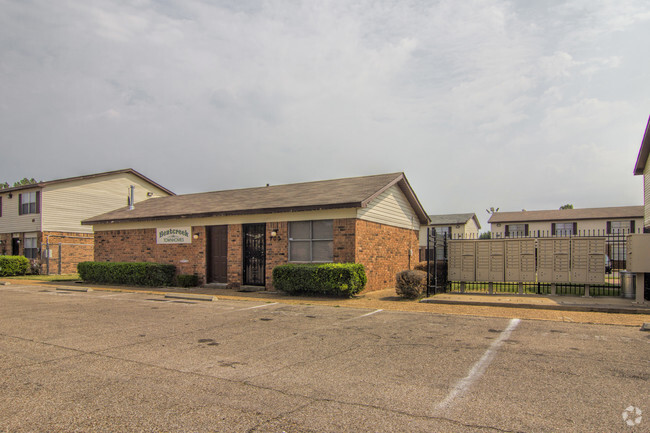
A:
[421,292,650,314]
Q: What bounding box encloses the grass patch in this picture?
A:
[6,273,81,282]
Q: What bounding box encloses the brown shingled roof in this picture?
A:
[488,206,643,224]
[427,213,481,229]
[0,168,174,196]
[83,172,430,225]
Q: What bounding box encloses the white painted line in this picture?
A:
[344,309,383,321]
[239,302,278,310]
[435,318,521,413]
[164,293,215,302]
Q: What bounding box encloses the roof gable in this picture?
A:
[634,116,650,175]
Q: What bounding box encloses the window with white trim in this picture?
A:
[289,220,333,262]
[24,234,38,259]
[19,191,39,215]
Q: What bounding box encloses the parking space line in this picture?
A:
[238,302,278,310]
[435,318,521,413]
[344,309,383,321]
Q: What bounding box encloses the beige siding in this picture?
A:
[357,185,420,230]
[419,219,479,246]
[0,188,42,233]
[92,208,358,232]
[645,158,650,227]
[465,218,480,237]
[42,173,171,233]
[491,218,643,237]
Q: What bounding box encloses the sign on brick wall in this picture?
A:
[156,227,192,244]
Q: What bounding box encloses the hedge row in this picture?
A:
[77,262,176,287]
[272,263,367,297]
[0,256,30,277]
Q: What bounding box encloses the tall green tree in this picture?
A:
[0,178,38,189]
[559,204,574,210]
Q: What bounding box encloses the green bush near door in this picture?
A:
[77,262,176,287]
[272,263,367,297]
[0,256,30,277]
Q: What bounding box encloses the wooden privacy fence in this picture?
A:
[448,237,609,295]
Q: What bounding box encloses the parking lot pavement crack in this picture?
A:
[0,333,102,371]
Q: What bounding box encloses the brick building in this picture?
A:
[83,173,430,292]
[0,169,173,274]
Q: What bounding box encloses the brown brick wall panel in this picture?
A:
[333,218,356,263]
[94,227,207,283]
[227,224,242,288]
[355,220,418,292]
[265,222,288,290]
[42,232,94,274]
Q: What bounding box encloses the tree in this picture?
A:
[559,204,574,210]
[479,231,492,239]
[0,178,38,189]
[13,178,38,187]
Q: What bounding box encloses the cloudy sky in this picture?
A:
[1,0,649,230]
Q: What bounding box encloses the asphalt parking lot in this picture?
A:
[1,284,649,432]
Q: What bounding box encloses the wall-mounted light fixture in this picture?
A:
[147,192,154,197]
[7,193,12,199]
[193,233,199,240]
[271,228,279,238]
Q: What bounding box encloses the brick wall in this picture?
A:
[94,227,207,283]
[41,232,94,274]
[0,233,13,256]
[265,222,288,290]
[333,218,356,263]
[227,224,242,288]
[355,219,418,292]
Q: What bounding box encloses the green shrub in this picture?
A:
[272,263,367,297]
[77,261,176,287]
[395,269,427,299]
[176,274,199,287]
[0,256,30,277]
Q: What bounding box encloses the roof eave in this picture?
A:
[82,202,363,226]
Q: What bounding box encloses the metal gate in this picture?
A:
[425,227,449,296]
[243,223,266,286]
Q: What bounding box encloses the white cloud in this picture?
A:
[0,0,648,226]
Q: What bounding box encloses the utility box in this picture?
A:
[626,234,650,272]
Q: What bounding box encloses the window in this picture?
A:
[24,234,38,259]
[554,222,573,236]
[289,220,333,262]
[505,224,528,237]
[19,191,39,215]
[551,222,578,236]
[609,221,633,234]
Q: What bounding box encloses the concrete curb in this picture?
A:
[164,293,216,302]
[420,298,650,315]
[56,287,93,293]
